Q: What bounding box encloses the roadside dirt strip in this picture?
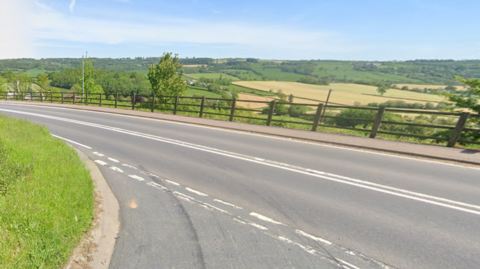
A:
[64,148,120,269]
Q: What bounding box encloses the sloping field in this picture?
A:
[186,73,240,81]
[237,93,273,108]
[233,81,445,105]
[395,83,467,91]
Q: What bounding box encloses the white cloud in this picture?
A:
[0,0,35,58]
[69,0,76,13]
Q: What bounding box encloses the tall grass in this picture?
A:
[0,115,94,268]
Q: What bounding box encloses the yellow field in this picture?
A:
[237,93,273,108]
[233,81,445,106]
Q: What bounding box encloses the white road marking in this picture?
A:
[4,108,480,216]
[165,180,180,186]
[51,134,92,149]
[173,191,195,201]
[147,182,167,191]
[93,152,104,157]
[185,188,208,197]
[128,175,145,181]
[250,212,284,225]
[278,236,316,255]
[295,229,332,245]
[121,163,137,169]
[214,199,243,209]
[110,166,123,173]
[108,157,119,163]
[339,259,360,269]
[94,160,107,166]
[234,218,268,231]
[202,203,231,215]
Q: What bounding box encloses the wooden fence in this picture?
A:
[1,91,479,147]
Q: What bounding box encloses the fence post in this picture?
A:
[115,94,118,108]
[199,97,206,117]
[151,95,155,112]
[174,96,179,115]
[132,94,136,110]
[50,92,53,103]
[99,93,102,106]
[30,92,33,102]
[447,112,470,147]
[61,92,64,104]
[311,103,324,131]
[370,106,386,138]
[266,100,276,126]
[40,93,43,102]
[85,92,89,105]
[73,93,76,105]
[229,98,237,122]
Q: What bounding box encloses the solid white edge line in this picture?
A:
[51,134,92,149]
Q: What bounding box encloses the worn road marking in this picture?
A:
[128,175,145,181]
[296,229,332,245]
[185,188,208,197]
[93,152,104,156]
[214,199,243,209]
[250,212,284,225]
[110,166,124,173]
[95,160,107,166]
[108,157,119,163]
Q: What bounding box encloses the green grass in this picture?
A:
[25,68,47,78]
[185,87,222,98]
[0,115,94,269]
[185,73,240,81]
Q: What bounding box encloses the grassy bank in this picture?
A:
[0,115,94,268]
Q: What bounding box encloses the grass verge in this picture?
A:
[0,115,94,268]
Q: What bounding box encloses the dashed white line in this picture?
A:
[93,152,104,157]
[202,203,231,215]
[185,188,208,197]
[110,166,124,173]
[94,160,107,166]
[173,191,195,202]
[128,175,145,181]
[278,236,317,255]
[165,180,180,186]
[250,212,284,225]
[108,157,119,163]
[339,259,360,269]
[214,199,243,209]
[147,182,167,191]
[296,229,332,245]
[51,134,92,149]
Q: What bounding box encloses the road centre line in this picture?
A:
[3,108,480,217]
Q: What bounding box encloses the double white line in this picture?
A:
[2,108,480,217]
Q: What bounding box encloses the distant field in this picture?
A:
[26,68,47,77]
[233,81,445,106]
[185,87,221,98]
[395,83,467,90]
[237,93,273,108]
[186,73,240,81]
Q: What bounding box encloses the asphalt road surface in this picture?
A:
[1,103,479,269]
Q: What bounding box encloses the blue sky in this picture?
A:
[1,0,479,60]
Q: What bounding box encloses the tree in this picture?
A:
[377,85,388,96]
[10,72,32,98]
[148,52,188,103]
[37,73,50,99]
[445,76,480,122]
[288,94,294,103]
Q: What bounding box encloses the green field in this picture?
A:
[186,73,240,81]
[25,68,47,77]
[185,87,222,98]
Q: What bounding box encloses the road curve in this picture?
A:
[1,103,479,269]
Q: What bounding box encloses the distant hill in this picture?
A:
[1,58,479,86]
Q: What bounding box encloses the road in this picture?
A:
[1,103,479,269]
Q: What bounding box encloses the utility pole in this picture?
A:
[82,54,85,105]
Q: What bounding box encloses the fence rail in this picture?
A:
[1,91,479,148]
